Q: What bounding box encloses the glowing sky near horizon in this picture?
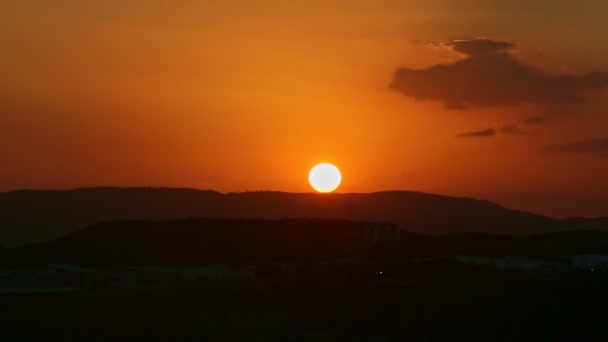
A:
[1,0,608,217]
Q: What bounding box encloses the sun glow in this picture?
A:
[308,163,342,193]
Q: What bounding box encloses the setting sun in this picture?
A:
[308,163,342,193]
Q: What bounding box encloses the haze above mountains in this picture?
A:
[1,187,606,247]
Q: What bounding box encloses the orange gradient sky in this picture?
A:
[1,0,608,217]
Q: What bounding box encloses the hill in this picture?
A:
[0,187,606,246]
[1,218,375,267]
[4,218,608,268]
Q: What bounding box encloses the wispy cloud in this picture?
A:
[543,137,608,156]
[501,124,527,135]
[456,128,496,138]
[525,117,547,125]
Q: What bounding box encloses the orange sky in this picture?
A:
[1,0,608,217]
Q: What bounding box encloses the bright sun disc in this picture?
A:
[308,163,342,193]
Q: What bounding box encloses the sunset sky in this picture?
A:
[2,0,608,217]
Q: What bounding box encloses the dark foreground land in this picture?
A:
[2,218,608,341]
[2,266,608,341]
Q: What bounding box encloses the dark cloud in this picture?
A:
[456,128,496,138]
[445,38,514,56]
[390,38,608,109]
[456,124,526,138]
[543,138,608,156]
[501,124,527,135]
[525,117,546,125]
[445,102,468,110]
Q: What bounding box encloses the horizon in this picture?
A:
[2,185,606,219]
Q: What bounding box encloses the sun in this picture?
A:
[308,163,342,193]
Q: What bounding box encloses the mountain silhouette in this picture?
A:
[3,218,377,267]
[4,218,608,268]
[0,187,606,246]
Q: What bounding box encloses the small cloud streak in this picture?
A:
[446,38,514,56]
[456,128,496,138]
[525,117,546,125]
[501,124,527,135]
[543,138,608,156]
[390,38,608,109]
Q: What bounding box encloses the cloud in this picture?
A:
[525,117,546,125]
[456,123,526,138]
[501,124,527,135]
[543,138,608,156]
[390,38,608,109]
[456,128,496,138]
[446,38,514,56]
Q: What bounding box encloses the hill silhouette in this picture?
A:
[4,218,608,268]
[0,187,607,246]
[2,218,375,268]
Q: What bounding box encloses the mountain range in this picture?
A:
[4,218,608,268]
[0,187,606,247]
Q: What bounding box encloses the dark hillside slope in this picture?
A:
[4,218,608,268]
[0,188,604,246]
[3,218,373,267]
